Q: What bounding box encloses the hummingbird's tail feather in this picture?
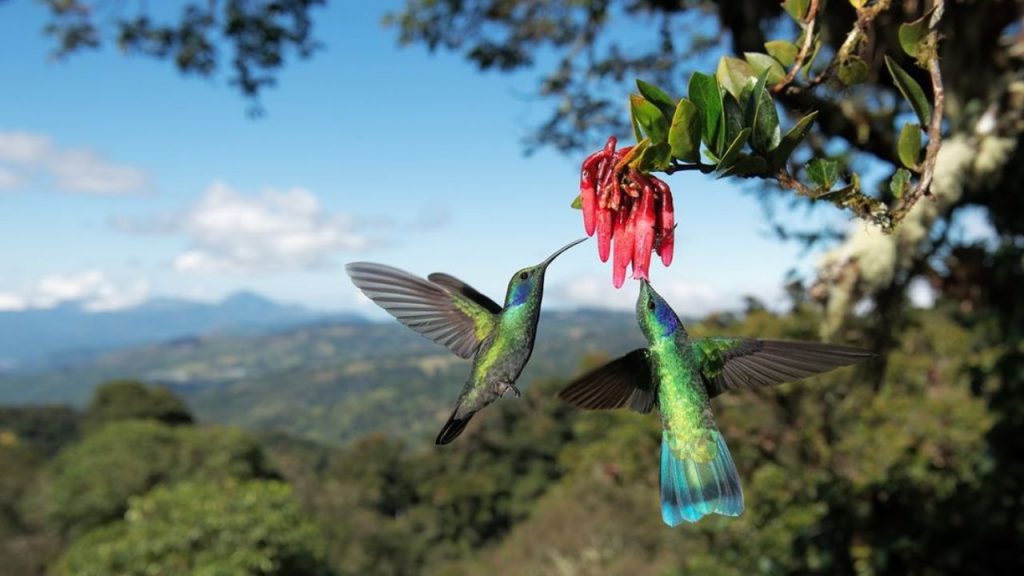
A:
[435,409,473,445]
[660,430,744,526]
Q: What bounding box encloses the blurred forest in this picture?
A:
[3,0,1023,574]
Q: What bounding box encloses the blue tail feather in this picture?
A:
[659,430,744,526]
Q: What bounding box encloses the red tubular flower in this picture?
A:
[596,206,614,262]
[658,187,675,267]
[580,151,603,236]
[632,185,656,280]
[574,135,677,287]
[612,206,634,288]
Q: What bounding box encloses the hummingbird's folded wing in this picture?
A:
[691,338,873,398]
[426,273,503,314]
[345,263,498,359]
[557,349,656,413]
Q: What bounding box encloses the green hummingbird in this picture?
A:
[558,279,872,526]
[346,238,586,445]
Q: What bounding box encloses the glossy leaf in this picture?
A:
[630,94,669,144]
[668,98,701,163]
[744,52,786,85]
[769,111,818,170]
[742,72,780,155]
[720,155,769,178]
[807,158,839,190]
[636,142,672,172]
[890,168,912,199]
[722,94,744,153]
[688,72,724,156]
[838,56,869,85]
[782,0,809,21]
[898,122,922,170]
[716,56,755,100]
[716,128,751,173]
[885,55,932,126]
[765,40,799,67]
[637,80,678,123]
[899,13,931,58]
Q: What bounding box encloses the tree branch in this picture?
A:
[772,0,820,95]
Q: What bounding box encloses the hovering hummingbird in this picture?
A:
[346,238,586,445]
[558,279,872,526]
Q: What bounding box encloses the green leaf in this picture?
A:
[716,128,751,173]
[885,55,932,126]
[769,111,818,170]
[722,93,744,152]
[899,12,931,58]
[744,52,786,85]
[636,79,678,123]
[636,142,672,172]
[688,72,724,156]
[782,0,809,21]
[890,168,912,199]
[716,56,755,100]
[802,37,822,78]
[838,56,869,85]
[570,195,582,209]
[764,40,799,67]
[630,94,669,144]
[668,98,701,163]
[741,72,780,155]
[720,155,769,179]
[620,138,650,170]
[807,158,839,190]
[898,122,922,170]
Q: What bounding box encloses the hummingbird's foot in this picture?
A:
[510,384,521,398]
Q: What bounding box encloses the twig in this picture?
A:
[888,2,942,226]
[662,161,716,175]
[772,0,820,95]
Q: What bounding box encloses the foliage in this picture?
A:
[45,419,274,537]
[0,405,79,457]
[83,379,193,432]
[56,480,328,576]
[28,0,326,110]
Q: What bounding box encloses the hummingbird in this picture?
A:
[346,238,586,445]
[558,279,872,526]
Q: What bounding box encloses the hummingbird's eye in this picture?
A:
[519,271,529,280]
[647,299,656,311]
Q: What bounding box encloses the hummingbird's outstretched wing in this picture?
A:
[691,338,872,398]
[426,273,503,314]
[346,263,498,359]
[557,349,657,413]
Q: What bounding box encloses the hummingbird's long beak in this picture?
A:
[539,237,587,269]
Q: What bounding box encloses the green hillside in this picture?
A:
[0,310,647,445]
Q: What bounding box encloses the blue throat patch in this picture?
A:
[510,281,531,307]
[655,303,679,336]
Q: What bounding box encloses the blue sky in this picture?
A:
[0,1,836,317]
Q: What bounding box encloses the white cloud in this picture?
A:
[0,129,151,195]
[169,181,369,274]
[0,132,51,164]
[0,293,26,311]
[549,274,745,316]
[0,165,21,191]
[0,271,149,312]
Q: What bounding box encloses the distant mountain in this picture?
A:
[0,310,644,445]
[0,291,363,370]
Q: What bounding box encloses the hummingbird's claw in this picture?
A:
[512,384,521,398]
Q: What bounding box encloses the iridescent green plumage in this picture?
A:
[559,279,872,525]
[347,238,585,445]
